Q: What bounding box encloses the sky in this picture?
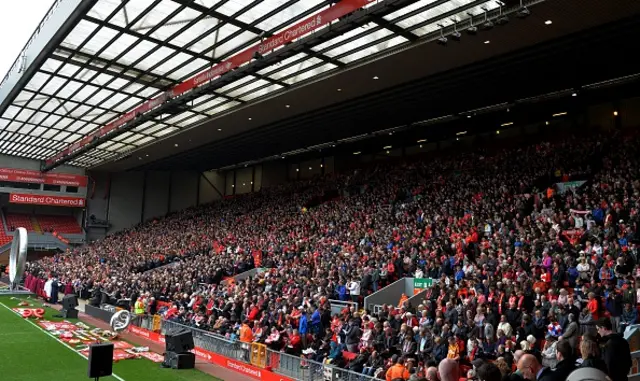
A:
[0,1,56,81]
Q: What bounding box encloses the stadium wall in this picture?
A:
[86,169,228,235]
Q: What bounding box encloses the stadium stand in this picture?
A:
[25,128,639,379]
[0,218,12,246]
[5,214,34,232]
[4,214,81,235]
[4,1,639,380]
[36,215,82,234]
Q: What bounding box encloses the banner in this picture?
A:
[46,0,376,166]
[9,193,86,208]
[555,180,586,194]
[52,231,70,244]
[0,168,87,187]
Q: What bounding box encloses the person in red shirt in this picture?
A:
[587,292,600,320]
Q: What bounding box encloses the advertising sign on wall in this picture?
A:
[9,193,86,207]
[413,278,434,295]
[0,168,87,187]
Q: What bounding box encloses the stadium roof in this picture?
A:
[0,0,638,172]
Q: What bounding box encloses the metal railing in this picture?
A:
[130,316,379,381]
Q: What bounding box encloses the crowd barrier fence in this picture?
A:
[128,315,379,381]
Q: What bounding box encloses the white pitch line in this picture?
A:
[0,302,126,381]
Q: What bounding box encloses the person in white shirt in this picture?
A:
[498,315,513,337]
[577,257,591,280]
[348,280,360,303]
[415,268,424,279]
[574,214,584,229]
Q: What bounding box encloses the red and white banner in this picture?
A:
[128,325,293,381]
[12,308,45,318]
[9,193,86,208]
[138,351,164,363]
[46,0,375,166]
[0,168,87,187]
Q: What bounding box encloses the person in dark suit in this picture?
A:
[517,354,553,381]
[549,340,576,381]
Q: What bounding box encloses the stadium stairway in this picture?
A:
[30,216,42,234]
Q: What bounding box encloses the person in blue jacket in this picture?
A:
[311,306,322,334]
[298,308,309,347]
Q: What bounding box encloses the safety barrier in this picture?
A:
[327,299,358,316]
[128,316,379,381]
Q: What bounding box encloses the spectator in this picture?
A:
[596,318,632,381]
[579,338,607,374]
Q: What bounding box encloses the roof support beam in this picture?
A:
[51,49,172,90]
[370,15,419,42]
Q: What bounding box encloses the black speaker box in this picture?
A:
[165,330,194,353]
[62,294,78,309]
[165,351,195,369]
[88,343,114,378]
[62,308,78,319]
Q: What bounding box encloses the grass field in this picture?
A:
[0,296,222,381]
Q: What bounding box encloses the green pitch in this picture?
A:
[0,296,221,381]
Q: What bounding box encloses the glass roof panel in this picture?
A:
[162,111,195,124]
[42,58,63,73]
[56,80,83,99]
[129,0,181,30]
[267,57,323,80]
[240,83,283,101]
[135,136,155,145]
[339,36,407,63]
[25,72,51,91]
[176,114,207,127]
[142,124,167,135]
[256,1,326,32]
[57,63,83,77]
[64,134,83,143]
[173,21,238,53]
[237,0,287,25]
[135,46,177,73]
[3,106,21,120]
[105,77,132,91]
[195,0,225,7]
[170,58,209,80]
[119,38,157,63]
[323,27,393,57]
[205,100,240,115]
[113,97,142,112]
[14,109,34,123]
[217,75,255,93]
[122,133,147,144]
[110,0,158,28]
[192,97,224,112]
[151,52,191,77]
[283,63,336,85]
[62,19,98,49]
[153,126,179,137]
[216,0,249,17]
[83,25,120,56]
[93,112,119,125]
[100,33,140,61]
[213,30,257,58]
[88,0,122,21]
[225,79,270,98]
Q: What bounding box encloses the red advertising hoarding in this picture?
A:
[46,0,375,166]
[0,168,87,187]
[128,325,293,381]
[9,193,86,208]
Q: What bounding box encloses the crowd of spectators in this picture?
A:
[25,128,639,381]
